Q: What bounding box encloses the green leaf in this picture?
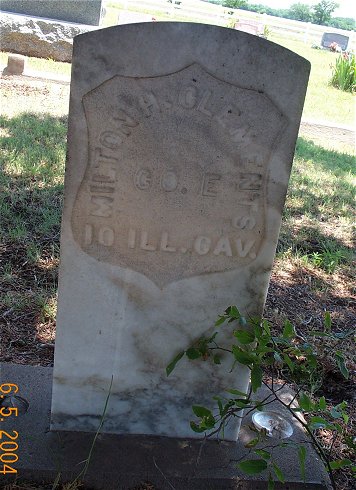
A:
[238,459,268,475]
[330,402,347,420]
[298,445,306,482]
[245,438,259,448]
[318,396,327,411]
[197,338,209,356]
[192,405,213,418]
[213,354,221,365]
[329,459,352,470]
[215,398,223,415]
[226,305,240,319]
[190,421,206,433]
[261,319,271,336]
[232,345,255,365]
[251,364,263,393]
[306,353,317,369]
[215,316,227,326]
[233,399,251,408]
[298,392,314,411]
[234,329,255,344]
[208,332,219,343]
[336,401,347,410]
[256,346,274,355]
[283,353,295,372]
[254,449,271,460]
[309,330,330,337]
[324,311,331,332]
[166,351,185,376]
[273,351,283,363]
[226,388,247,397]
[308,416,330,430]
[272,462,285,483]
[254,401,265,412]
[282,320,295,339]
[221,400,234,416]
[335,352,349,379]
[186,348,201,360]
[268,472,275,490]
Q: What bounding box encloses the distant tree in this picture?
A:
[241,3,289,17]
[222,0,248,8]
[329,16,355,31]
[289,3,312,22]
[312,0,339,25]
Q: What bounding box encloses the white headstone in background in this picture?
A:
[51,22,310,440]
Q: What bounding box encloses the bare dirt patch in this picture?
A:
[300,121,355,153]
[1,74,70,116]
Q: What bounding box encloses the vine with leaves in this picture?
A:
[167,307,354,489]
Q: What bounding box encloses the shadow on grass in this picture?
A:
[0,112,67,366]
[278,224,354,261]
[295,137,355,175]
[0,115,354,366]
[0,112,67,239]
[278,136,355,262]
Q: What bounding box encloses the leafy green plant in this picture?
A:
[330,52,356,93]
[262,24,271,39]
[306,247,347,273]
[226,17,237,28]
[167,307,354,489]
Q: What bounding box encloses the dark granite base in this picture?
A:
[0,363,330,489]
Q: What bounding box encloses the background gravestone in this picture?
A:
[0,0,103,25]
[321,32,349,51]
[234,20,264,36]
[0,12,96,62]
[51,22,310,441]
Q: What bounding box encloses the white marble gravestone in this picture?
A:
[51,23,310,440]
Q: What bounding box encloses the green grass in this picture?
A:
[0,113,66,244]
[269,35,355,125]
[0,112,354,293]
[0,113,64,362]
[277,138,355,272]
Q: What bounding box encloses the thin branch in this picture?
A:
[153,457,176,490]
[288,386,303,408]
[263,380,337,490]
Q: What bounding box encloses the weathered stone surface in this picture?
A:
[0,0,103,26]
[1,364,330,489]
[51,23,310,440]
[3,53,26,74]
[0,12,96,62]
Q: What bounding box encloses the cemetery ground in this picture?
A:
[0,41,355,490]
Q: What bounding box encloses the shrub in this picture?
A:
[330,52,356,93]
[167,308,354,489]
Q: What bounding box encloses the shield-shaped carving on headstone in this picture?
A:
[71,63,286,287]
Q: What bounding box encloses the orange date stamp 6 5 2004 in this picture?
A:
[0,383,19,475]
